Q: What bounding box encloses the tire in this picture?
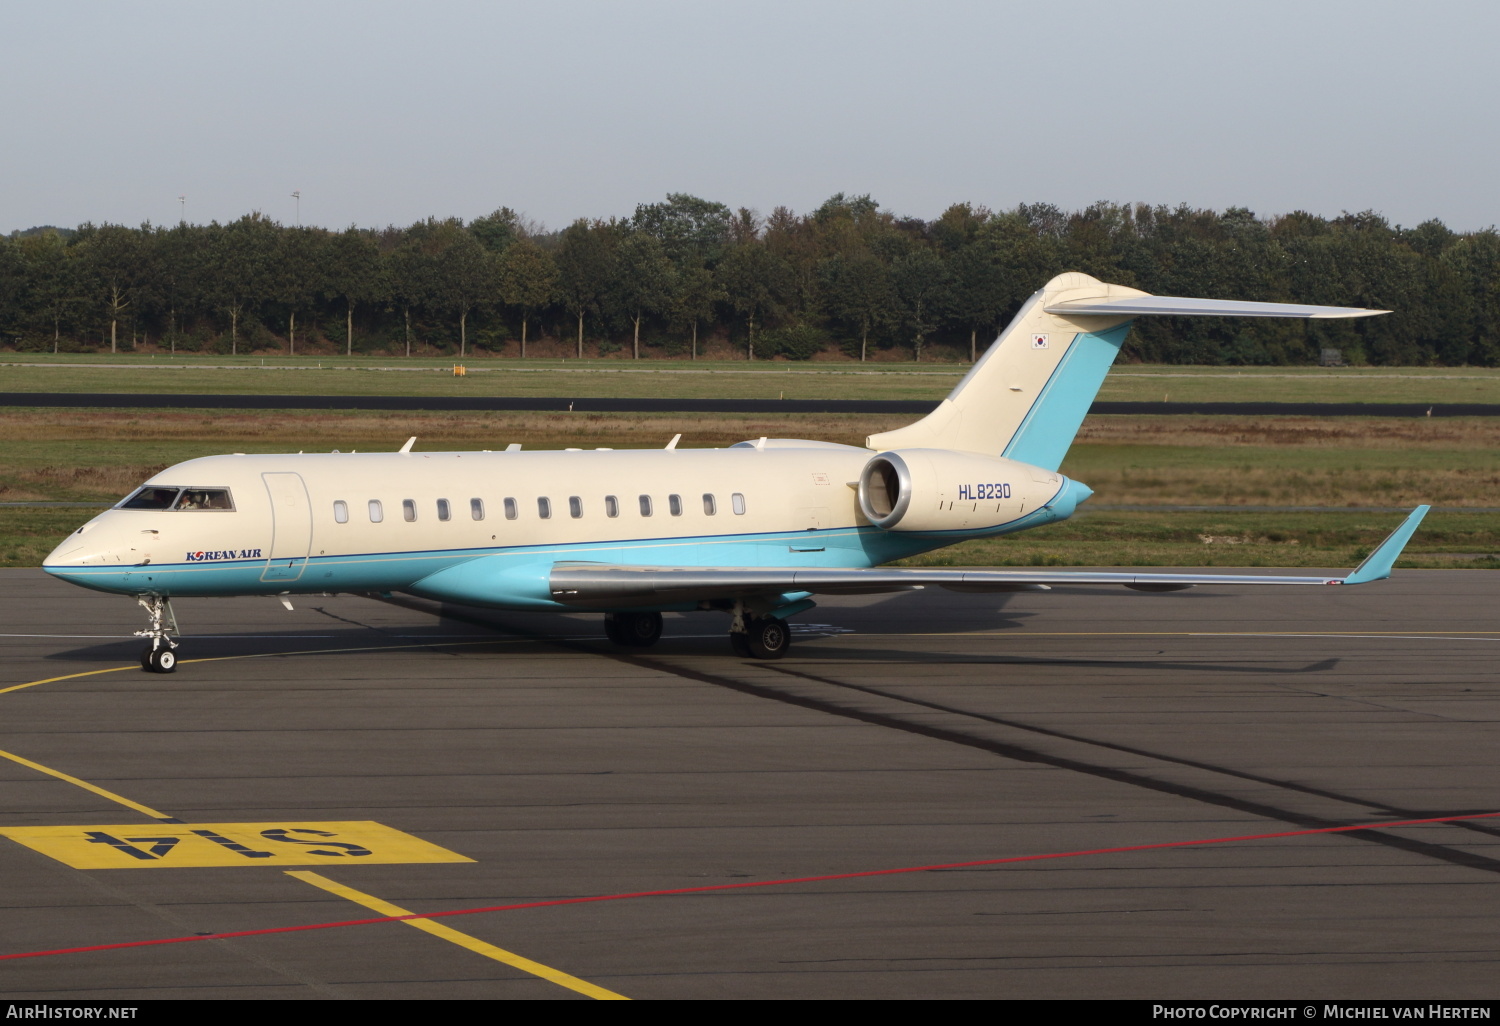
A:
[612,611,662,648]
[142,644,178,674]
[603,614,628,645]
[745,617,789,660]
[729,632,752,657]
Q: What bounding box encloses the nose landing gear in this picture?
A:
[135,595,180,674]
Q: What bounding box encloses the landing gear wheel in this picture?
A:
[141,640,178,674]
[605,611,662,648]
[603,614,628,645]
[134,595,180,673]
[745,617,789,660]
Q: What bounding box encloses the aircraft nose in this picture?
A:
[43,537,89,576]
[42,519,119,575]
[44,535,85,566]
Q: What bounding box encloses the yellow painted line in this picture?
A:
[0,637,518,696]
[287,870,628,1001]
[0,747,173,820]
[0,821,474,870]
[0,665,140,695]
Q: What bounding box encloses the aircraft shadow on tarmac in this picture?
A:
[417,599,1345,679]
[41,587,1339,680]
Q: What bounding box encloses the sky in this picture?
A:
[4,0,1496,234]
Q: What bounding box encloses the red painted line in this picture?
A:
[3,810,1496,962]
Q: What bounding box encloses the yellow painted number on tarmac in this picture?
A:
[0,821,473,870]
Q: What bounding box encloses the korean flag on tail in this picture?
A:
[1031,333,1049,349]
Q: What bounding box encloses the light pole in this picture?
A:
[178,195,185,223]
[291,190,301,226]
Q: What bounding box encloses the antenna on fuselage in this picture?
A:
[505,443,522,452]
[665,434,681,450]
[399,436,416,454]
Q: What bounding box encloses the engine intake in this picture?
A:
[858,449,1084,533]
[857,453,913,529]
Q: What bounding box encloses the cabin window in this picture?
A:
[538,497,552,519]
[118,487,179,510]
[504,497,518,520]
[368,500,384,523]
[731,492,746,515]
[638,494,653,517]
[172,488,234,511]
[470,498,484,521]
[668,494,682,516]
[605,495,619,518]
[402,499,417,523]
[333,500,349,524]
[436,498,451,522]
[569,496,583,518]
[702,493,716,515]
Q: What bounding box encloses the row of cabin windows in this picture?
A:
[331,492,747,524]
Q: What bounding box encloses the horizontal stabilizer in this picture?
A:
[1044,296,1389,319]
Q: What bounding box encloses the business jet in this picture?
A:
[43,273,1427,673]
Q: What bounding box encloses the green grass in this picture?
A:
[1,508,102,568]
[0,409,912,502]
[6,353,1500,403]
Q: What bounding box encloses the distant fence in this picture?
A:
[1,394,1498,416]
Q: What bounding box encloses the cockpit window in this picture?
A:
[116,486,235,511]
[118,487,181,510]
[172,488,234,511]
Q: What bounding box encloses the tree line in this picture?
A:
[3,195,1498,365]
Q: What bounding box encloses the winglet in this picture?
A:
[1343,505,1430,585]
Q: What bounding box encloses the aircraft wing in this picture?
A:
[548,506,1430,606]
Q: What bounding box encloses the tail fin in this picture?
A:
[865,272,1388,470]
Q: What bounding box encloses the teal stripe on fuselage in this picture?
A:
[1002,322,1133,472]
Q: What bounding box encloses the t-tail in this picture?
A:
[866,272,1388,469]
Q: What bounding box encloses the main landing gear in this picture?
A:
[728,603,790,660]
[601,606,792,659]
[604,611,663,648]
[728,617,790,659]
[135,594,180,674]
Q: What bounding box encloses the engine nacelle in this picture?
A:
[857,449,1088,533]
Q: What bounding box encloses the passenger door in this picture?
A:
[261,472,312,582]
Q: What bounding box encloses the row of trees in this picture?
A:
[4,196,1499,364]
